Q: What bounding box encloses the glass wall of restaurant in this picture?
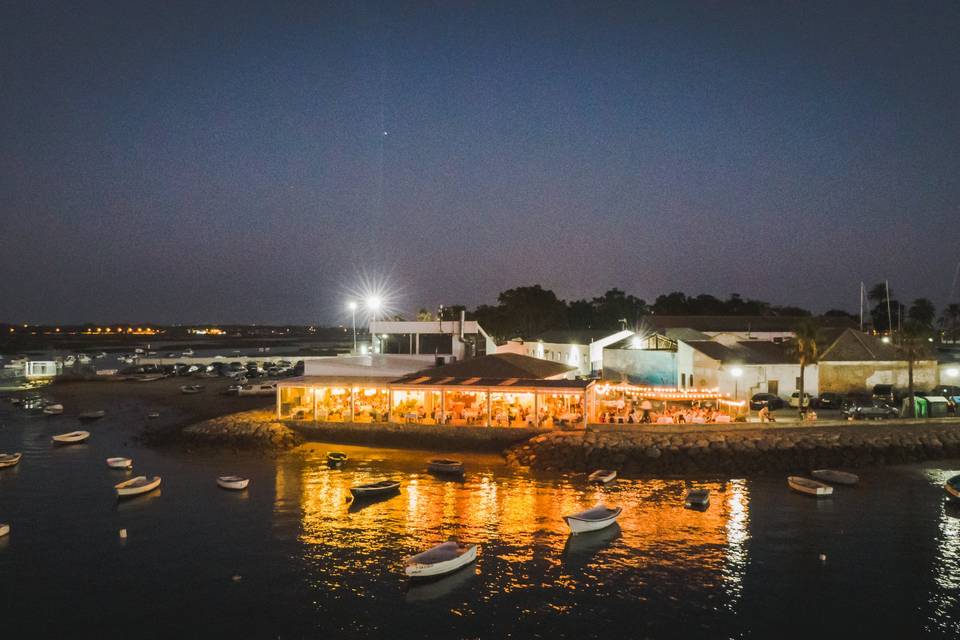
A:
[537,392,586,428]
[442,389,489,426]
[279,386,315,421]
[390,389,443,424]
[316,386,351,422]
[489,392,536,427]
[352,386,390,422]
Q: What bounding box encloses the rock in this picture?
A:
[644,446,661,459]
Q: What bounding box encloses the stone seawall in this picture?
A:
[286,420,543,452]
[505,421,960,475]
[179,410,303,450]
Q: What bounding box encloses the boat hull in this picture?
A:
[945,476,960,500]
[350,482,400,499]
[685,490,710,507]
[564,507,622,535]
[0,523,9,537]
[788,476,834,497]
[0,453,22,468]
[115,476,162,498]
[427,460,464,476]
[217,477,250,491]
[405,544,478,579]
[588,470,617,484]
[52,431,90,445]
[106,458,133,469]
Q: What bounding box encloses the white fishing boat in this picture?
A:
[0,523,8,537]
[180,384,203,394]
[404,541,478,579]
[0,452,22,468]
[563,504,622,534]
[216,475,250,491]
[427,459,465,476]
[78,410,105,421]
[788,476,834,497]
[587,469,617,484]
[106,457,133,469]
[52,430,90,445]
[684,488,711,507]
[115,475,161,498]
[350,479,401,499]
[811,469,859,485]
[42,403,64,415]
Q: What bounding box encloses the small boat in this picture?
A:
[147,412,160,419]
[182,348,194,356]
[684,489,711,507]
[587,469,617,484]
[945,475,960,500]
[427,459,464,476]
[788,476,834,497]
[115,475,162,498]
[52,431,91,445]
[327,452,348,468]
[563,504,622,535]
[180,385,203,394]
[811,469,860,485]
[0,523,8,538]
[78,410,105,421]
[42,403,64,415]
[106,457,133,469]
[405,540,478,579]
[217,475,250,491]
[350,479,401,499]
[0,452,23,468]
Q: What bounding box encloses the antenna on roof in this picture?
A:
[859,282,865,332]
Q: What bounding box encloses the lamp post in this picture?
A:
[366,296,382,352]
[347,301,358,353]
[730,367,743,402]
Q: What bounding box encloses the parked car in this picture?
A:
[930,385,960,397]
[750,393,784,410]
[843,402,901,420]
[789,392,812,408]
[238,381,277,397]
[814,392,845,410]
[872,384,901,404]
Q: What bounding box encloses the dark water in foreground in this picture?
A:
[1,403,959,638]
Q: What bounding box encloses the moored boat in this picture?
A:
[0,452,23,468]
[587,469,617,484]
[0,523,8,537]
[78,410,105,421]
[52,430,90,445]
[115,475,162,498]
[788,476,834,497]
[106,457,133,469]
[147,412,160,419]
[685,488,710,507]
[405,540,478,579]
[217,475,250,491]
[350,479,401,499]
[811,469,859,485]
[427,459,464,476]
[563,504,622,534]
[327,452,348,468]
[42,403,64,415]
[180,385,203,394]
[945,475,960,500]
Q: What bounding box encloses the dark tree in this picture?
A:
[907,298,936,328]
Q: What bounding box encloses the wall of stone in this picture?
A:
[819,362,939,393]
[286,420,545,452]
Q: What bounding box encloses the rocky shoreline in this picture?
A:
[505,421,960,475]
[170,410,303,450]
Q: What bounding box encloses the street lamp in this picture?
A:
[730,367,743,401]
[347,301,358,352]
[366,296,382,314]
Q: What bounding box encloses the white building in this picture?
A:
[503,329,635,377]
[368,317,496,362]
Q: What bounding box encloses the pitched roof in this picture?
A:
[643,315,856,332]
[684,341,742,362]
[532,329,623,344]
[410,353,575,379]
[390,375,590,390]
[684,340,794,365]
[818,328,928,362]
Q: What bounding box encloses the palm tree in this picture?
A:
[942,303,960,343]
[900,321,932,418]
[791,320,821,419]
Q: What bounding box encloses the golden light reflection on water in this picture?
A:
[275,445,752,607]
[926,468,960,635]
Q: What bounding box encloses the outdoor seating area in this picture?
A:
[594,383,744,425]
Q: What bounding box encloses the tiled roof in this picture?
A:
[532,329,622,344]
[643,315,856,332]
[409,353,575,379]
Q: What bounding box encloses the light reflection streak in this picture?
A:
[926,469,960,635]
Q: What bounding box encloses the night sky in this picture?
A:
[2,1,959,325]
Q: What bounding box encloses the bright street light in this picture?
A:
[730,366,743,402]
[730,367,743,377]
[366,296,382,311]
[947,368,959,378]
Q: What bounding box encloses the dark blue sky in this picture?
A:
[2,1,959,325]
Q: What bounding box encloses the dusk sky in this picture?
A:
[2,1,959,325]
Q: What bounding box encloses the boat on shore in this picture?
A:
[327,452,348,468]
[811,469,859,485]
[147,412,160,419]
[115,475,161,498]
[945,475,960,500]
[0,452,22,468]
[217,475,250,491]
[78,410,105,421]
[405,540,478,579]
[106,457,133,469]
[42,403,64,415]
[788,476,834,497]
[563,504,622,534]
[52,431,90,445]
[350,479,401,500]
[587,469,617,484]
[180,385,203,394]
[684,489,710,508]
[427,459,464,476]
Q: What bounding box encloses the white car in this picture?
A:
[789,392,812,408]
[238,381,277,396]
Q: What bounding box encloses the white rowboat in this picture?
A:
[217,476,250,491]
[405,541,478,579]
[811,469,859,485]
[0,523,8,537]
[0,452,22,468]
[42,404,64,415]
[115,475,161,498]
[106,457,133,469]
[788,476,834,497]
[563,505,622,534]
[587,469,617,484]
[52,431,90,444]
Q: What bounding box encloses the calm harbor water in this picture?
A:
[1,401,959,638]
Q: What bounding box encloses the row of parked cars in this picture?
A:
[750,384,960,419]
[120,359,305,380]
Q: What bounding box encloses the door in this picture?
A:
[767,380,779,396]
